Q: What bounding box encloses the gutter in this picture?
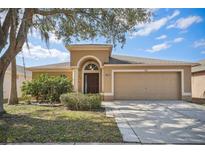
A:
[104,63,199,67]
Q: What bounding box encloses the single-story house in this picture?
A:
[4,64,32,99]
[28,44,197,101]
[192,59,205,103]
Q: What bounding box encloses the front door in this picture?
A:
[84,73,99,93]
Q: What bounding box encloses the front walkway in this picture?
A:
[102,101,205,144]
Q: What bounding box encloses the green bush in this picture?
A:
[21,93,32,103]
[60,93,102,110]
[21,74,73,103]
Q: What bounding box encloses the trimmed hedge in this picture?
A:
[60,93,102,110]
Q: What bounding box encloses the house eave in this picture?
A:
[28,68,72,72]
[66,44,112,53]
[103,63,197,67]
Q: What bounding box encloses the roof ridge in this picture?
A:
[198,59,205,64]
[111,54,192,63]
[67,43,112,46]
[28,62,70,68]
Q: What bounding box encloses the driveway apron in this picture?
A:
[103,101,205,144]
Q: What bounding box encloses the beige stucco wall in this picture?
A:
[102,65,192,101]
[192,71,205,98]
[70,50,110,66]
[3,71,32,99]
[32,71,72,80]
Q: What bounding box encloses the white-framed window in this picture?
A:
[84,63,99,71]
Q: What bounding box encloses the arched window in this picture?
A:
[84,63,98,71]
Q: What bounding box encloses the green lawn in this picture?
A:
[0,103,122,143]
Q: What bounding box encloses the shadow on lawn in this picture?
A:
[0,109,122,144]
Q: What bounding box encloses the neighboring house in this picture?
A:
[29,62,72,79]
[192,59,205,103]
[4,64,32,99]
[28,44,196,101]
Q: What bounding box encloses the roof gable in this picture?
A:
[192,59,205,73]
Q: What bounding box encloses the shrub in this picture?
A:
[21,74,73,103]
[21,93,32,103]
[60,93,102,110]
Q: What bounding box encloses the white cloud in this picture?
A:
[173,37,184,43]
[20,43,69,61]
[166,25,174,29]
[156,35,167,40]
[29,30,62,44]
[167,16,202,29]
[169,10,180,20]
[194,39,205,48]
[146,36,184,53]
[131,10,180,37]
[201,51,205,54]
[132,18,167,36]
[29,30,40,40]
[146,43,170,53]
[49,33,62,44]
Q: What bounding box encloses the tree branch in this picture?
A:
[34,8,68,16]
[0,26,4,51]
[0,9,12,51]
[34,8,75,20]
[0,9,20,71]
[15,9,34,52]
[9,9,17,49]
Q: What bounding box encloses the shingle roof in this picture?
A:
[192,59,205,73]
[28,62,70,70]
[6,64,32,76]
[28,55,196,71]
[109,55,196,65]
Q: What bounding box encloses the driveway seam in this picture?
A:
[112,108,141,143]
[118,109,142,144]
[165,106,203,123]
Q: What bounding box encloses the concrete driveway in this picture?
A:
[103,101,205,144]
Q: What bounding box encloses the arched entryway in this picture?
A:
[82,61,100,94]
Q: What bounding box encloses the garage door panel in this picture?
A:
[114,72,181,100]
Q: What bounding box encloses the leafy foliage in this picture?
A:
[21,74,72,103]
[0,8,151,51]
[0,8,152,61]
[53,8,151,47]
[60,93,102,110]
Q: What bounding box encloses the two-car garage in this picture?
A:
[114,72,182,100]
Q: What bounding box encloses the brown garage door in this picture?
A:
[114,72,181,100]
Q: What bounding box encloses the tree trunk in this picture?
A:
[0,71,6,114]
[8,58,18,105]
[0,9,34,113]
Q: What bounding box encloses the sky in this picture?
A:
[14,8,205,67]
